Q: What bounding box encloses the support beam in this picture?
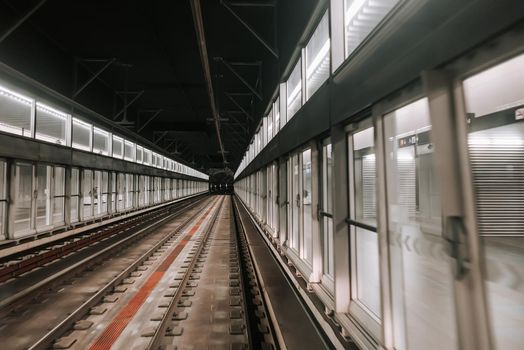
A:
[137,109,163,133]
[220,0,278,58]
[113,90,144,120]
[225,92,254,121]
[0,0,48,44]
[225,111,249,133]
[216,58,262,100]
[153,131,169,145]
[190,0,227,165]
[73,58,116,98]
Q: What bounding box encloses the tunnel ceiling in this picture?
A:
[0,0,319,173]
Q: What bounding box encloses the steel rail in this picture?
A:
[146,196,225,350]
[27,196,215,350]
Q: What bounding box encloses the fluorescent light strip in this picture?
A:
[36,102,69,120]
[0,85,33,105]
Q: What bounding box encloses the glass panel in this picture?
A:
[351,127,380,316]
[101,171,108,214]
[53,167,65,225]
[463,54,524,350]
[112,136,123,158]
[302,149,313,263]
[144,149,151,165]
[35,164,51,228]
[70,168,79,223]
[274,98,280,134]
[306,12,330,100]
[322,142,334,278]
[93,171,101,216]
[0,85,32,136]
[286,59,302,119]
[124,140,135,161]
[72,118,91,151]
[14,163,32,235]
[384,98,457,350]
[83,170,93,219]
[93,127,109,155]
[136,146,143,163]
[117,173,125,211]
[344,0,399,57]
[35,103,67,145]
[291,155,300,251]
[267,112,273,142]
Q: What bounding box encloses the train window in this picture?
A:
[124,140,135,162]
[72,118,92,151]
[348,126,381,325]
[267,111,273,142]
[289,155,300,252]
[93,127,109,155]
[112,136,124,159]
[463,53,524,350]
[53,166,65,226]
[383,98,457,350]
[343,0,399,58]
[286,58,302,120]
[70,168,79,223]
[321,139,334,284]
[274,97,280,134]
[305,11,330,100]
[143,148,151,165]
[136,145,143,163]
[35,103,68,145]
[0,85,32,137]
[302,149,313,264]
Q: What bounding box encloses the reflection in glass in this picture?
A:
[384,98,457,350]
[344,0,399,57]
[287,59,302,119]
[306,12,330,100]
[302,149,312,263]
[72,118,91,151]
[464,54,524,350]
[350,126,381,318]
[70,168,79,223]
[36,165,50,228]
[36,103,67,145]
[53,167,65,225]
[322,141,334,280]
[0,85,32,137]
[93,127,109,155]
[14,163,32,235]
[83,170,93,219]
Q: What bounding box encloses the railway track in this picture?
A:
[0,195,214,349]
[0,195,332,350]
